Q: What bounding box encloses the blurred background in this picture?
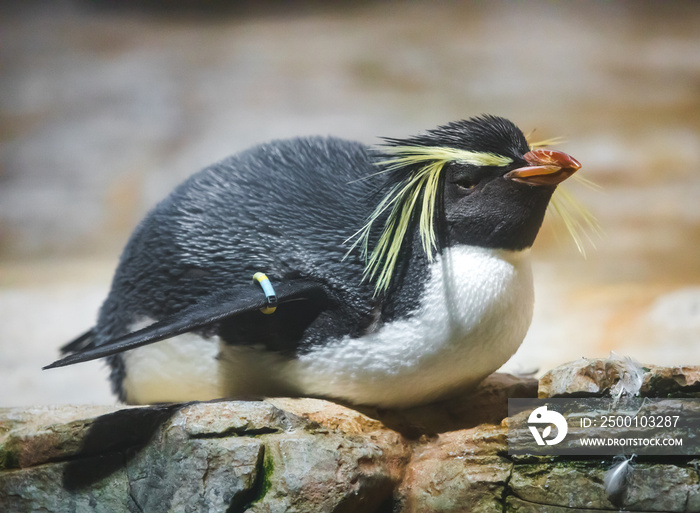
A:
[2,0,699,406]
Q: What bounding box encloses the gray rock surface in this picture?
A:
[2,366,700,512]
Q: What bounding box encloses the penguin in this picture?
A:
[46,115,582,408]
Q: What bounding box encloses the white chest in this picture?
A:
[293,245,535,407]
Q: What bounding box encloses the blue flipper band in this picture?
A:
[252,272,278,314]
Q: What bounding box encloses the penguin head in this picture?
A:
[355,115,582,294]
[434,116,581,250]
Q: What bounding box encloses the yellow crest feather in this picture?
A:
[548,177,603,256]
[526,134,602,256]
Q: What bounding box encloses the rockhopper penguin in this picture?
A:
[46,115,582,407]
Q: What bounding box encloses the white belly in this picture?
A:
[122,323,223,404]
[121,245,534,407]
[291,245,534,407]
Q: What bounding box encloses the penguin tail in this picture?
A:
[60,328,97,355]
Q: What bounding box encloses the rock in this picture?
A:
[539,356,700,400]
[640,365,700,397]
[622,463,700,512]
[0,399,410,513]
[2,365,700,512]
[398,425,510,513]
[538,355,648,398]
[539,358,617,398]
[0,459,132,513]
[509,459,614,510]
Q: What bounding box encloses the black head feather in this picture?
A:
[382,115,530,159]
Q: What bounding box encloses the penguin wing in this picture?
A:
[44,280,327,369]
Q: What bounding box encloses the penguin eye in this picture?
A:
[452,169,480,192]
[455,179,477,192]
[449,165,484,194]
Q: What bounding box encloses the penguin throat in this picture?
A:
[444,189,554,251]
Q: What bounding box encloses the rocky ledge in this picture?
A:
[2,359,699,513]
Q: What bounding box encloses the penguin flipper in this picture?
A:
[44,280,327,369]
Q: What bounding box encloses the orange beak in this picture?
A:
[505,149,581,186]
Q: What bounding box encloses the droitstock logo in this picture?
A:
[528,405,568,446]
[510,398,700,455]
